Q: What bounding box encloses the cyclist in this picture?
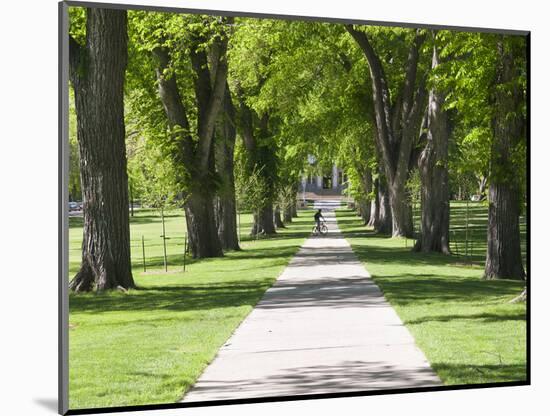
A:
[314,208,324,233]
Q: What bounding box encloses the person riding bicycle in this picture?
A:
[314,209,324,232]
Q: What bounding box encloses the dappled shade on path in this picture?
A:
[183,207,440,402]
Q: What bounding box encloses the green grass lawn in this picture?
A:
[336,202,527,386]
[68,209,312,409]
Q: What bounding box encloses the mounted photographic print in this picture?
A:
[59,1,529,414]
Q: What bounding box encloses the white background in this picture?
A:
[0,0,547,415]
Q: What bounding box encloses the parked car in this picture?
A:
[69,202,79,211]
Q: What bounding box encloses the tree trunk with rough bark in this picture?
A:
[273,205,286,228]
[237,92,278,237]
[414,40,451,254]
[68,9,135,292]
[377,176,393,234]
[251,206,276,235]
[214,86,240,251]
[291,183,299,218]
[291,202,298,218]
[283,205,293,223]
[484,40,526,280]
[359,168,373,224]
[215,193,238,250]
[346,25,426,238]
[368,177,380,228]
[358,200,370,225]
[152,20,232,258]
[185,190,223,258]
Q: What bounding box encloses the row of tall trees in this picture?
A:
[68,8,527,291]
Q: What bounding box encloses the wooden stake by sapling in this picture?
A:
[142,235,146,272]
[465,198,470,264]
[183,232,187,272]
[161,206,168,272]
[130,183,134,217]
[255,210,259,241]
[453,229,458,255]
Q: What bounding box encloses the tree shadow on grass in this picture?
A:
[373,276,524,306]
[404,311,526,325]
[70,212,186,229]
[431,362,526,384]
[336,217,525,306]
[69,278,275,315]
[68,216,84,228]
[239,231,311,243]
[223,246,301,262]
[351,244,460,268]
[129,241,304,270]
[333,217,368,226]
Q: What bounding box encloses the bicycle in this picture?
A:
[312,220,328,236]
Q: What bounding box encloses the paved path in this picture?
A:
[182,203,440,402]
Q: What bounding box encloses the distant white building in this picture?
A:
[300,162,347,194]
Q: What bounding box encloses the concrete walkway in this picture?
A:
[182,203,440,402]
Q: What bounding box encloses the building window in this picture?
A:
[338,171,343,185]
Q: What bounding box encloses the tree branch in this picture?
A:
[152,46,194,168]
[190,45,213,137]
[401,30,426,128]
[345,24,396,177]
[196,17,234,171]
[235,83,256,154]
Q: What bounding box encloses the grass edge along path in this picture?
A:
[335,206,526,386]
[68,211,312,409]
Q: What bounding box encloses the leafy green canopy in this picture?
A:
[437,32,527,200]
[68,8,526,211]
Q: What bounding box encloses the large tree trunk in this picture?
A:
[154,49,224,257]
[356,167,372,224]
[152,21,231,258]
[237,93,278,237]
[251,205,276,235]
[185,190,223,258]
[484,39,525,280]
[283,205,293,223]
[216,194,239,250]
[485,184,524,279]
[414,40,451,254]
[368,177,380,228]
[291,203,298,218]
[273,205,286,228]
[357,200,370,225]
[388,180,413,236]
[282,183,297,224]
[377,176,393,234]
[346,26,426,238]
[68,9,134,292]
[291,183,299,218]
[214,86,240,251]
